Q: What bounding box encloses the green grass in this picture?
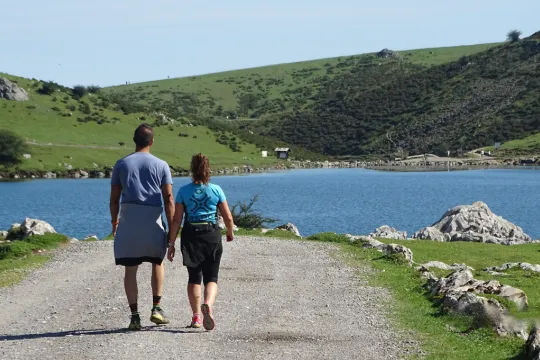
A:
[105,43,500,116]
[0,233,69,287]
[483,132,540,157]
[231,228,301,240]
[0,73,279,172]
[298,233,539,359]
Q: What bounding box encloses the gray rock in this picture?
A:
[43,172,57,179]
[498,285,528,311]
[484,262,540,273]
[23,154,31,159]
[0,231,7,238]
[0,77,29,101]
[84,235,99,241]
[275,223,301,237]
[97,172,105,178]
[20,218,56,238]
[416,261,472,272]
[526,327,540,360]
[9,223,21,232]
[413,201,531,245]
[413,226,445,241]
[383,244,413,265]
[376,48,400,59]
[369,225,407,240]
[80,170,89,178]
[359,237,387,251]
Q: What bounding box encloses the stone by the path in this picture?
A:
[526,327,540,360]
[275,223,301,237]
[383,244,413,265]
[413,201,532,245]
[484,262,540,273]
[0,77,29,101]
[84,235,99,241]
[426,268,530,336]
[20,218,56,239]
[415,261,473,272]
[369,225,407,240]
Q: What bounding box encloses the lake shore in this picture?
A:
[2,158,540,180]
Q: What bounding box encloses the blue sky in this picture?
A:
[1,0,538,87]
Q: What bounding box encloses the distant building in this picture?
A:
[274,148,291,159]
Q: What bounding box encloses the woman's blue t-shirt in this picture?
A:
[175,183,226,224]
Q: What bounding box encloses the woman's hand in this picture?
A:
[167,244,175,262]
[226,230,234,242]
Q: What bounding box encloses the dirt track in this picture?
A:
[0,237,411,360]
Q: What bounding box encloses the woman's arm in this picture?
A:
[218,200,235,242]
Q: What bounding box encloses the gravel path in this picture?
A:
[0,237,409,360]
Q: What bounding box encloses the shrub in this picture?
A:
[87,85,101,94]
[26,105,36,110]
[0,130,29,166]
[37,81,60,95]
[78,101,91,115]
[72,85,87,99]
[507,29,522,42]
[51,106,61,112]
[306,232,350,243]
[67,104,76,111]
[231,194,277,229]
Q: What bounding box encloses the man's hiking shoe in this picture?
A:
[190,314,202,328]
[128,314,142,331]
[201,304,215,331]
[150,307,170,325]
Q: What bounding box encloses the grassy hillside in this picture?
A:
[0,73,302,173]
[104,37,540,159]
[104,43,498,121]
[483,131,540,157]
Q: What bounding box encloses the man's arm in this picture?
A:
[110,184,122,235]
[161,184,174,227]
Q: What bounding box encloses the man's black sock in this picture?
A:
[129,303,139,315]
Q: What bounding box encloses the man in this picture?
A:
[110,123,175,330]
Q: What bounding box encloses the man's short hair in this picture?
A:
[133,123,154,147]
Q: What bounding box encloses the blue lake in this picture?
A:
[1,168,540,240]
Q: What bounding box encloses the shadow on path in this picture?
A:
[0,326,202,341]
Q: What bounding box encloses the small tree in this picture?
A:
[0,130,29,166]
[37,81,60,95]
[507,29,522,43]
[231,194,278,229]
[87,85,101,94]
[72,85,87,99]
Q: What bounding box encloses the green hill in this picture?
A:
[0,74,321,175]
[104,37,540,158]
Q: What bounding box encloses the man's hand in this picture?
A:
[167,244,175,262]
[112,222,119,237]
[226,231,234,242]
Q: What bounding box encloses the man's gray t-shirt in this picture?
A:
[111,152,173,207]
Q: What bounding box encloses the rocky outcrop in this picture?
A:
[275,223,301,237]
[484,262,540,273]
[415,261,473,272]
[426,269,529,337]
[526,327,540,360]
[20,218,56,238]
[413,226,447,242]
[376,48,400,59]
[0,230,7,238]
[369,225,407,240]
[359,237,413,265]
[413,201,532,245]
[0,78,29,101]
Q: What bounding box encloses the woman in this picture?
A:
[167,153,234,330]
